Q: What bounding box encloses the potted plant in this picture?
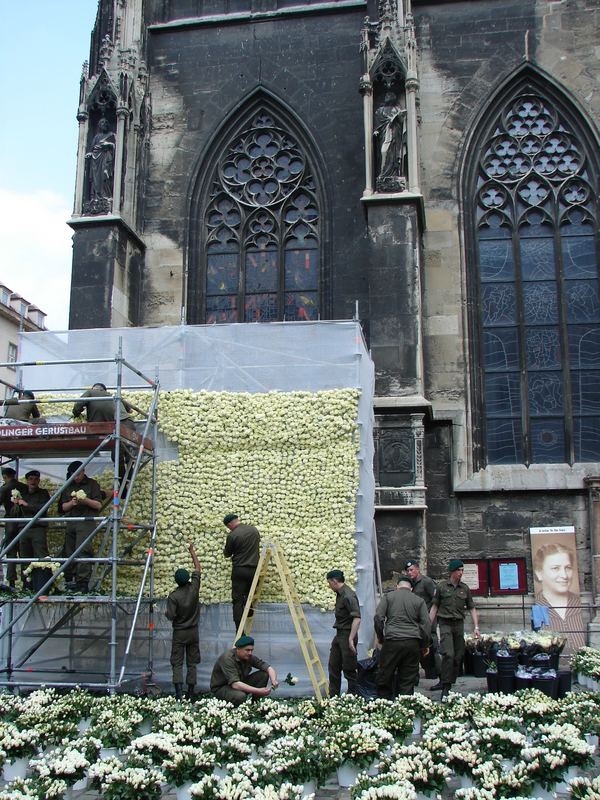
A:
[363,698,421,740]
[123,732,178,767]
[87,715,136,757]
[162,744,216,787]
[251,783,306,800]
[188,774,254,799]
[0,723,40,782]
[569,775,600,800]
[372,742,451,798]
[262,733,329,791]
[88,757,163,800]
[29,745,90,790]
[0,775,69,800]
[485,661,498,693]
[324,723,393,787]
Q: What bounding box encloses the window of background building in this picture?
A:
[28,309,45,328]
[7,343,17,370]
[201,110,320,324]
[469,80,600,466]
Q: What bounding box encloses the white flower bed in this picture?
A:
[571,646,600,690]
[0,687,598,799]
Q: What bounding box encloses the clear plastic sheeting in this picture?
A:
[19,321,368,394]
[2,602,339,696]
[6,321,376,692]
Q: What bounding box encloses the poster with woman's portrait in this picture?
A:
[530,526,586,653]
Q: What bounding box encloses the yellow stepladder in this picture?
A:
[234,541,329,701]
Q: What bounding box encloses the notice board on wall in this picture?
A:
[461,560,489,596]
[489,557,527,595]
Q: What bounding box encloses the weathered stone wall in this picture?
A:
[423,423,591,586]
[376,508,424,585]
[414,0,600,480]
[410,0,600,618]
[67,1,600,631]
[142,4,371,328]
[69,223,144,329]
[366,202,423,397]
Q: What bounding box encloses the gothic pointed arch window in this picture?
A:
[467,78,600,466]
[193,107,322,324]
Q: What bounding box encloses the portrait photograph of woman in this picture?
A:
[531,533,586,653]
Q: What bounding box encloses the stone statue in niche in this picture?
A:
[374,91,407,193]
[84,117,116,214]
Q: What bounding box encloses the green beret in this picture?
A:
[223,513,239,526]
[235,635,254,648]
[326,569,345,582]
[174,568,190,586]
[448,559,464,572]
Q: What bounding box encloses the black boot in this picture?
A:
[174,683,183,699]
[186,684,195,700]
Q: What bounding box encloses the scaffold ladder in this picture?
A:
[235,542,329,701]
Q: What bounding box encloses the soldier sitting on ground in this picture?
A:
[210,635,278,705]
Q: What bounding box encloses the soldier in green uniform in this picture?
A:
[404,559,440,680]
[210,634,278,705]
[429,559,480,699]
[0,467,27,587]
[166,541,202,700]
[374,574,431,697]
[222,513,260,632]
[59,461,103,593]
[2,390,43,423]
[326,568,361,696]
[12,470,51,592]
[73,383,135,430]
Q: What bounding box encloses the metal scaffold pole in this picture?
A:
[0,347,159,693]
[109,340,123,691]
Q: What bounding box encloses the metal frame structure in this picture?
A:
[0,343,159,692]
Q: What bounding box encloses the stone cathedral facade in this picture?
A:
[68,0,600,640]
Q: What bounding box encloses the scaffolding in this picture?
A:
[10,321,376,692]
[0,342,159,692]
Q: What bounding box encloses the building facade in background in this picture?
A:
[67,0,600,641]
[0,285,46,398]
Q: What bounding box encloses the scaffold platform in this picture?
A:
[0,421,153,457]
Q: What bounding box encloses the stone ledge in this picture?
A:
[456,463,600,492]
[148,1,367,31]
[68,214,145,250]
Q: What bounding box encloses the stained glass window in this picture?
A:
[202,111,320,323]
[472,86,600,465]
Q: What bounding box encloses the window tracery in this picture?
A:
[202,111,320,323]
[472,86,600,465]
